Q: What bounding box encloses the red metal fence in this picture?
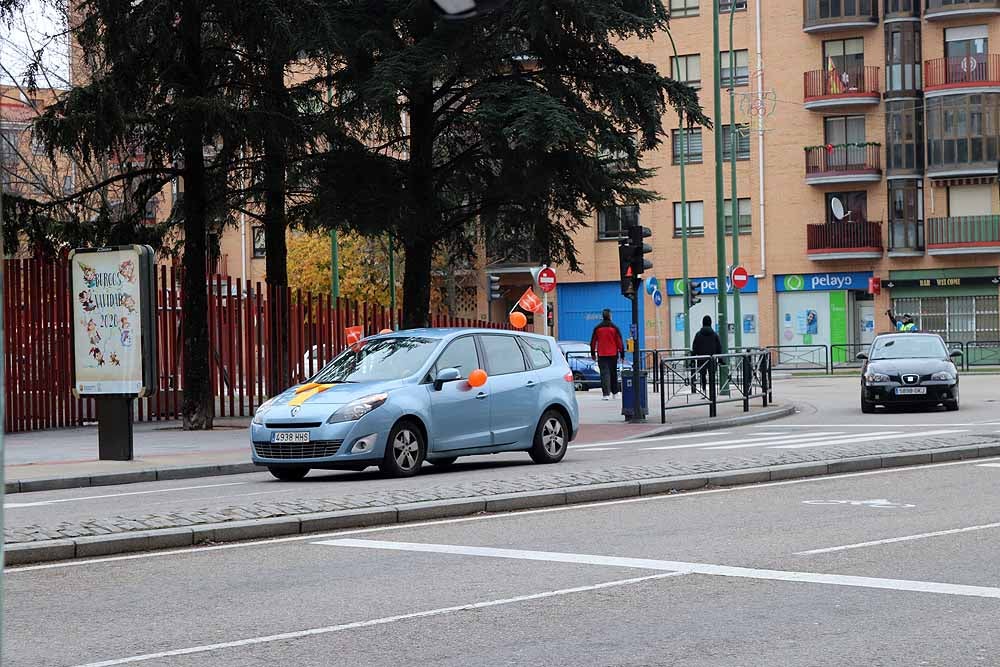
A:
[4,258,508,433]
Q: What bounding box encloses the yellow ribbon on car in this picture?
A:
[288,383,336,407]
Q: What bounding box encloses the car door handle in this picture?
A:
[476,392,489,400]
[526,381,537,387]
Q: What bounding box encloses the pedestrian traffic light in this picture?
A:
[618,243,636,297]
[487,274,501,303]
[686,280,702,309]
[628,224,653,278]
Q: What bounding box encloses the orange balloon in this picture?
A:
[468,369,488,388]
[379,328,393,334]
[509,311,527,329]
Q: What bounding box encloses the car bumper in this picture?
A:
[250,408,397,469]
[863,382,958,404]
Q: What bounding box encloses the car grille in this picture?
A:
[264,421,323,429]
[253,440,343,459]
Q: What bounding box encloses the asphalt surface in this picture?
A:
[6,456,1000,666]
[6,375,1000,529]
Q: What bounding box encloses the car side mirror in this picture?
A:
[856,352,868,361]
[950,350,964,359]
[434,367,462,391]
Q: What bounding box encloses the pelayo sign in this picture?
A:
[667,275,759,296]
[776,271,872,292]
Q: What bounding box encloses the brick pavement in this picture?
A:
[6,433,996,545]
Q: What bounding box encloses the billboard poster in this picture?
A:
[70,246,156,396]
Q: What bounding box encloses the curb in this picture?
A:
[624,403,796,440]
[8,441,998,567]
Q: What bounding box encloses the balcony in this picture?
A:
[804,143,882,185]
[804,66,881,110]
[925,55,1000,97]
[807,221,884,260]
[803,0,878,33]
[925,0,1000,21]
[926,215,1000,255]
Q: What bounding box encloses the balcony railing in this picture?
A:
[803,0,878,31]
[925,55,1000,91]
[804,143,882,183]
[927,215,1000,253]
[807,221,884,256]
[925,0,1000,20]
[804,66,881,105]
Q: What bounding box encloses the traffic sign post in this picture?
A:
[532,266,557,337]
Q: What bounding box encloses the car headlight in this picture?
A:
[931,371,956,381]
[327,393,389,424]
[864,372,891,383]
[253,398,276,425]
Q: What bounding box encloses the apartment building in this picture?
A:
[520,0,1000,350]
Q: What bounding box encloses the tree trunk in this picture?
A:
[402,237,433,329]
[445,251,457,316]
[262,53,291,392]
[179,0,212,430]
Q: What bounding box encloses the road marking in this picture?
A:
[10,455,1000,574]
[320,539,1000,600]
[642,432,845,451]
[977,463,1000,468]
[575,447,619,452]
[772,429,965,450]
[802,498,915,509]
[571,431,731,450]
[3,482,248,509]
[69,572,686,666]
[796,521,1000,555]
[755,423,993,428]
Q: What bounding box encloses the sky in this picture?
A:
[1,0,70,88]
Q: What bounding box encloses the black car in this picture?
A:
[857,333,962,413]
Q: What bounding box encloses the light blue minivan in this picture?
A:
[250,328,580,480]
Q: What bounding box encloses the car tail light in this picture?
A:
[564,372,574,382]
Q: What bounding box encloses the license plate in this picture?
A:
[272,431,310,443]
[896,387,927,395]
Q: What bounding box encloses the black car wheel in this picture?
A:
[530,410,569,464]
[380,420,426,477]
[861,396,875,413]
[945,400,959,411]
[267,465,309,481]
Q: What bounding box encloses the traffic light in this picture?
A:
[546,303,554,328]
[686,280,702,309]
[628,225,653,278]
[487,274,501,303]
[618,243,635,297]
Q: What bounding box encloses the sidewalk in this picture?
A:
[4,391,789,491]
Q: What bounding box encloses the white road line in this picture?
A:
[708,431,904,451]
[644,432,845,451]
[795,522,1000,556]
[69,572,686,667]
[977,463,1000,468]
[321,539,1000,600]
[3,482,248,509]
[570,431,731,450]
[575,447,620,452]
[10,455,1000,574]
[755,424,993,428]
[772,429,965,450]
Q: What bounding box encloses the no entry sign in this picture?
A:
[537,267,557,293]
[731,266,749,290]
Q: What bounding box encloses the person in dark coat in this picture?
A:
[590,309,625,400]
[691,315,723,393]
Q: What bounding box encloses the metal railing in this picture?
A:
[925,54,1000,89]
[767,345,830,372]
[658,351,771,423]
[830,343,869,368]
[965,341,1000,368]
[805,143,881,178]
[807,221,884,253]
[804,65,880,99]
[926,215,1000,248]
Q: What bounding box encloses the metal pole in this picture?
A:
[664,31,691,351]
[326,69,340,300]
[712,0,730,385]
[388,233,396,329]
[629,286,645,423]
[729,3,743,351]
[0,146,6,650]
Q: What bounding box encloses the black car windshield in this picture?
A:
[870,336,948,360]
[311,337,439,383]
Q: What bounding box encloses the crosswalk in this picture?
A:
[572,428,970,454]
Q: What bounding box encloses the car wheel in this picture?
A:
[380,420,426,477]
[267,465,309,481]
[945,400,959,412]
[530,410,569,464]
[861,397,875,414]
[428,456,458,468]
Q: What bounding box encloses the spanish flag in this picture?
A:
[827,57,843,95]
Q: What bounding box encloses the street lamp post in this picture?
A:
[664,31,691,351]
[712,0,730,369]
[728,3,743,351]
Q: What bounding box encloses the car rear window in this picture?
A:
[519,337,553,369]
[480,335,527,375]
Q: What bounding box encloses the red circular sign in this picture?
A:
[731,266,749,290]
[537,267,557,293]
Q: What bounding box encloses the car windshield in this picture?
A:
[870,336,948,360]
[310,337,439,383]
[560,343,590,355]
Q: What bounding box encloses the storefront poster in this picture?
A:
[796,310,818,335]
[674,313,685,332]
[743,314,756,334]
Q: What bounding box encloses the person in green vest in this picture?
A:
[887,310,917,332]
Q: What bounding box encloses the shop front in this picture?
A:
[883,268,1000,344]
[667,276,760,351]
[774,271,875,361]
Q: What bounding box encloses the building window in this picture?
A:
[926,94,1000,171]
[888,179,923,251]
[0,128,19,165]
[720,50,749,88]
[669,0,699,17]
[724,198,752,235]
[671,54,701,89]
[805,0,875,21]
[825,191,868,224]
[721,124,750,161]
[823,37,865,90]
[252,225,266,257]
[884,0,919,17]
[671,128,703,164]
[597,205,638,240]
[719,0,747,11]
[824,115,868,168]
[673,201,705,237]
[62,174,74,194]
[885,22,921,92]
[885,101,924,173]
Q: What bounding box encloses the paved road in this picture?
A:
[6,376,1000,532]
[6,455,1000,666]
